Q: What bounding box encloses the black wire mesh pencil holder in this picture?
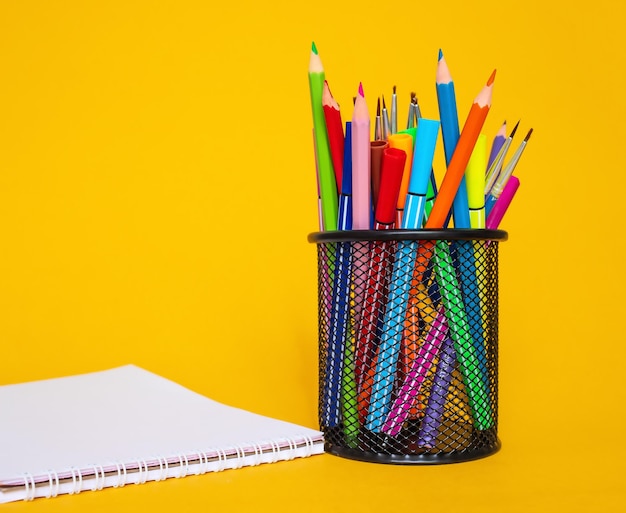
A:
[308,229,507,464]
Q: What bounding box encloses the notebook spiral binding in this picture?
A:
[15,435,319,501]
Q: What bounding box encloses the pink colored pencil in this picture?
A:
[351,83,371,230]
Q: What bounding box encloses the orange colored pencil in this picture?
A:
[425,70,495,229]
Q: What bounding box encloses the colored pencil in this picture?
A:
[426,69,495,229]
[322,80,344,195]
[308,42,338,230]
[436,49,470,229]
[351,83,371,230]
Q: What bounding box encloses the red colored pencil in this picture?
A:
[322,80,344,195]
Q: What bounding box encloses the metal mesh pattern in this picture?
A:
[315,235,501,464]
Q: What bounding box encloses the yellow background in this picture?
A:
[1,0,624,511]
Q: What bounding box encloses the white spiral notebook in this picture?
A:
[0,365,325,503]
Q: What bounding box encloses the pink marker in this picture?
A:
[486,175,520,229]
[381,306,449,437]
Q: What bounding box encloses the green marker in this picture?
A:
[432,241,494,430]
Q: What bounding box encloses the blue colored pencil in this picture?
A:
[436,49,470,229]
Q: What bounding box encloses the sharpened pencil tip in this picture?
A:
[358,82,364,97]
[438,48,443,60]
[487,69,496,86]
[311,41,318,55]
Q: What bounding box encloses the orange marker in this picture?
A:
[387,132,414,227]
[425,70,495,229]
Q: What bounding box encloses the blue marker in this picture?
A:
[365,119,439,433]
[403,119,440,229]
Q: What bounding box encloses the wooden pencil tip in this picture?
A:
[487,69,496,86]
[311,41,318,55]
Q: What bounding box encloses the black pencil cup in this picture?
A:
[307,229,507,464]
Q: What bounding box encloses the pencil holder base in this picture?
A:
[325,439,501,465]
[310,230,507,465]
